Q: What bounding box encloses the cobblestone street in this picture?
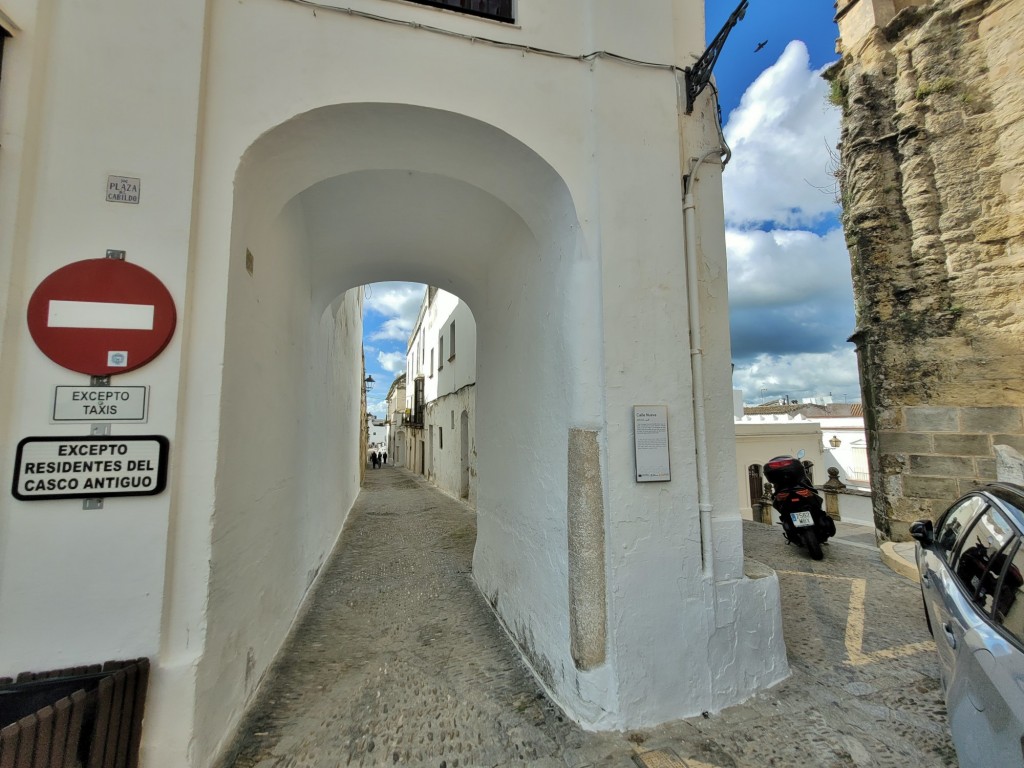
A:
[219,467,957,768]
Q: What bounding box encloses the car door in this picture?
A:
[921,495,989,679]
[952,535,1024,768]
[943,508,1022,767]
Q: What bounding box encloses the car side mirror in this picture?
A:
[910,519,934,547]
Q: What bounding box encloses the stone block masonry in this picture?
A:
[868,403,1024,538]
[835,0,1024,540]
[877,404,1024,538]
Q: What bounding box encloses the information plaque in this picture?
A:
[634,405,670,482]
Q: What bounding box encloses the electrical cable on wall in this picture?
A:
[281,0,731,162]
[285,0,685,71]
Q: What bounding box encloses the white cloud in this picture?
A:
[372,318,415,342]
[733,351,861,404]
[726,227,851,310]
[377,350,406,373]
[723,41,841,229]
[723,41,860,401]
[366,397,388,420]
[365,282,424,342]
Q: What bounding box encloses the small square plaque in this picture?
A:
[106,175,141,204]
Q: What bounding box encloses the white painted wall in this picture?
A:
[0,1,789,764]
[193,193,364,763]
[734,416,826,519]
[403,291,478,500]
[818,418,870,487]
[0,0,207,750]
[385,376,406,462]
[368,419,387,452]
[423,386,477,506]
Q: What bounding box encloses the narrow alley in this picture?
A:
[221,467,957,768]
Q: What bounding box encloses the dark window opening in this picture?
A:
[0,26,10,93]
[413,377,425,427]
[406,0,514,23]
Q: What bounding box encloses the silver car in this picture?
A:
[911,483,1024,767]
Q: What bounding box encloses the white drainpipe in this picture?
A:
[683,149,727,579]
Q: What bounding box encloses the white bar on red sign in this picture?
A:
[47,300,155,330]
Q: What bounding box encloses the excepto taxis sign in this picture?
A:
[12,435,169,500]
[52,385,149,422]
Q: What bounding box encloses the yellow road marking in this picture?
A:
[778,570,932,666]
[632,748,723,768]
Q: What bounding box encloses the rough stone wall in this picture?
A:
[834,0,1024,539]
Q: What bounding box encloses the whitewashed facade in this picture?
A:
[0,2,787,765]
[400,288,477,504]
[367,415,388,453]
[385,373,406,466]
[734,414,825,518]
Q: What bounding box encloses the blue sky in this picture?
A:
[706,0,842,118]
[362,282,425,417]
[363,2,861,414]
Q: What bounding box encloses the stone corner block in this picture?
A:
[904,406,959,433]
[995,444,1024,485]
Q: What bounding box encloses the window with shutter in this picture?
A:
[406,0,514,23]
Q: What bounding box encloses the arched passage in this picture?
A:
[195,103,608,751]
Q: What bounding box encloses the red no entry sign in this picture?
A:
[27,259,177,375]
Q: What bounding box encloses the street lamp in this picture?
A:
[829,435,841,448]
[759,387,768,404]
[364,375,375,392]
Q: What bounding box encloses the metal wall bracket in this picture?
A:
[106,249,126,260]
[684,0,748,113]
[83,372,112,507]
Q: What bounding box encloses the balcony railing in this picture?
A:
[406,0,514,23]
[400,411,424,428]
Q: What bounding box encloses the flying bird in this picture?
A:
[755,40,768,52]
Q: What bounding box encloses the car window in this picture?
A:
[993,541,1024,644]
[935,495,988,560]
[952,506,1013,605]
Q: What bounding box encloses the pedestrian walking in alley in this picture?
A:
[370,450,378,469]
[382,451,388,465]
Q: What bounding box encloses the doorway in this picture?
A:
[460,410,470,499]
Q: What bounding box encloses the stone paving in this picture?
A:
[218,467,958,768]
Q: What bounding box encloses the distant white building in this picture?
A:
[734,411,824,518]
[367,414,388,453]
[385,373,407,466]
[735,396,873,527]
[397,287,477,505]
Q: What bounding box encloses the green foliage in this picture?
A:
[915,77,958,100]
[828,77,848,109]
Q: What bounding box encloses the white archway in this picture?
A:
[194,102,609,753]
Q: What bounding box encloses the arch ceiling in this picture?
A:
[235,103,581,310]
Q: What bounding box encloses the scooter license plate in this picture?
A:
[790,511,814,528]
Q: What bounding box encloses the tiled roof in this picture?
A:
[743,402,863,418]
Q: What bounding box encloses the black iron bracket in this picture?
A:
[685,0,748,113]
